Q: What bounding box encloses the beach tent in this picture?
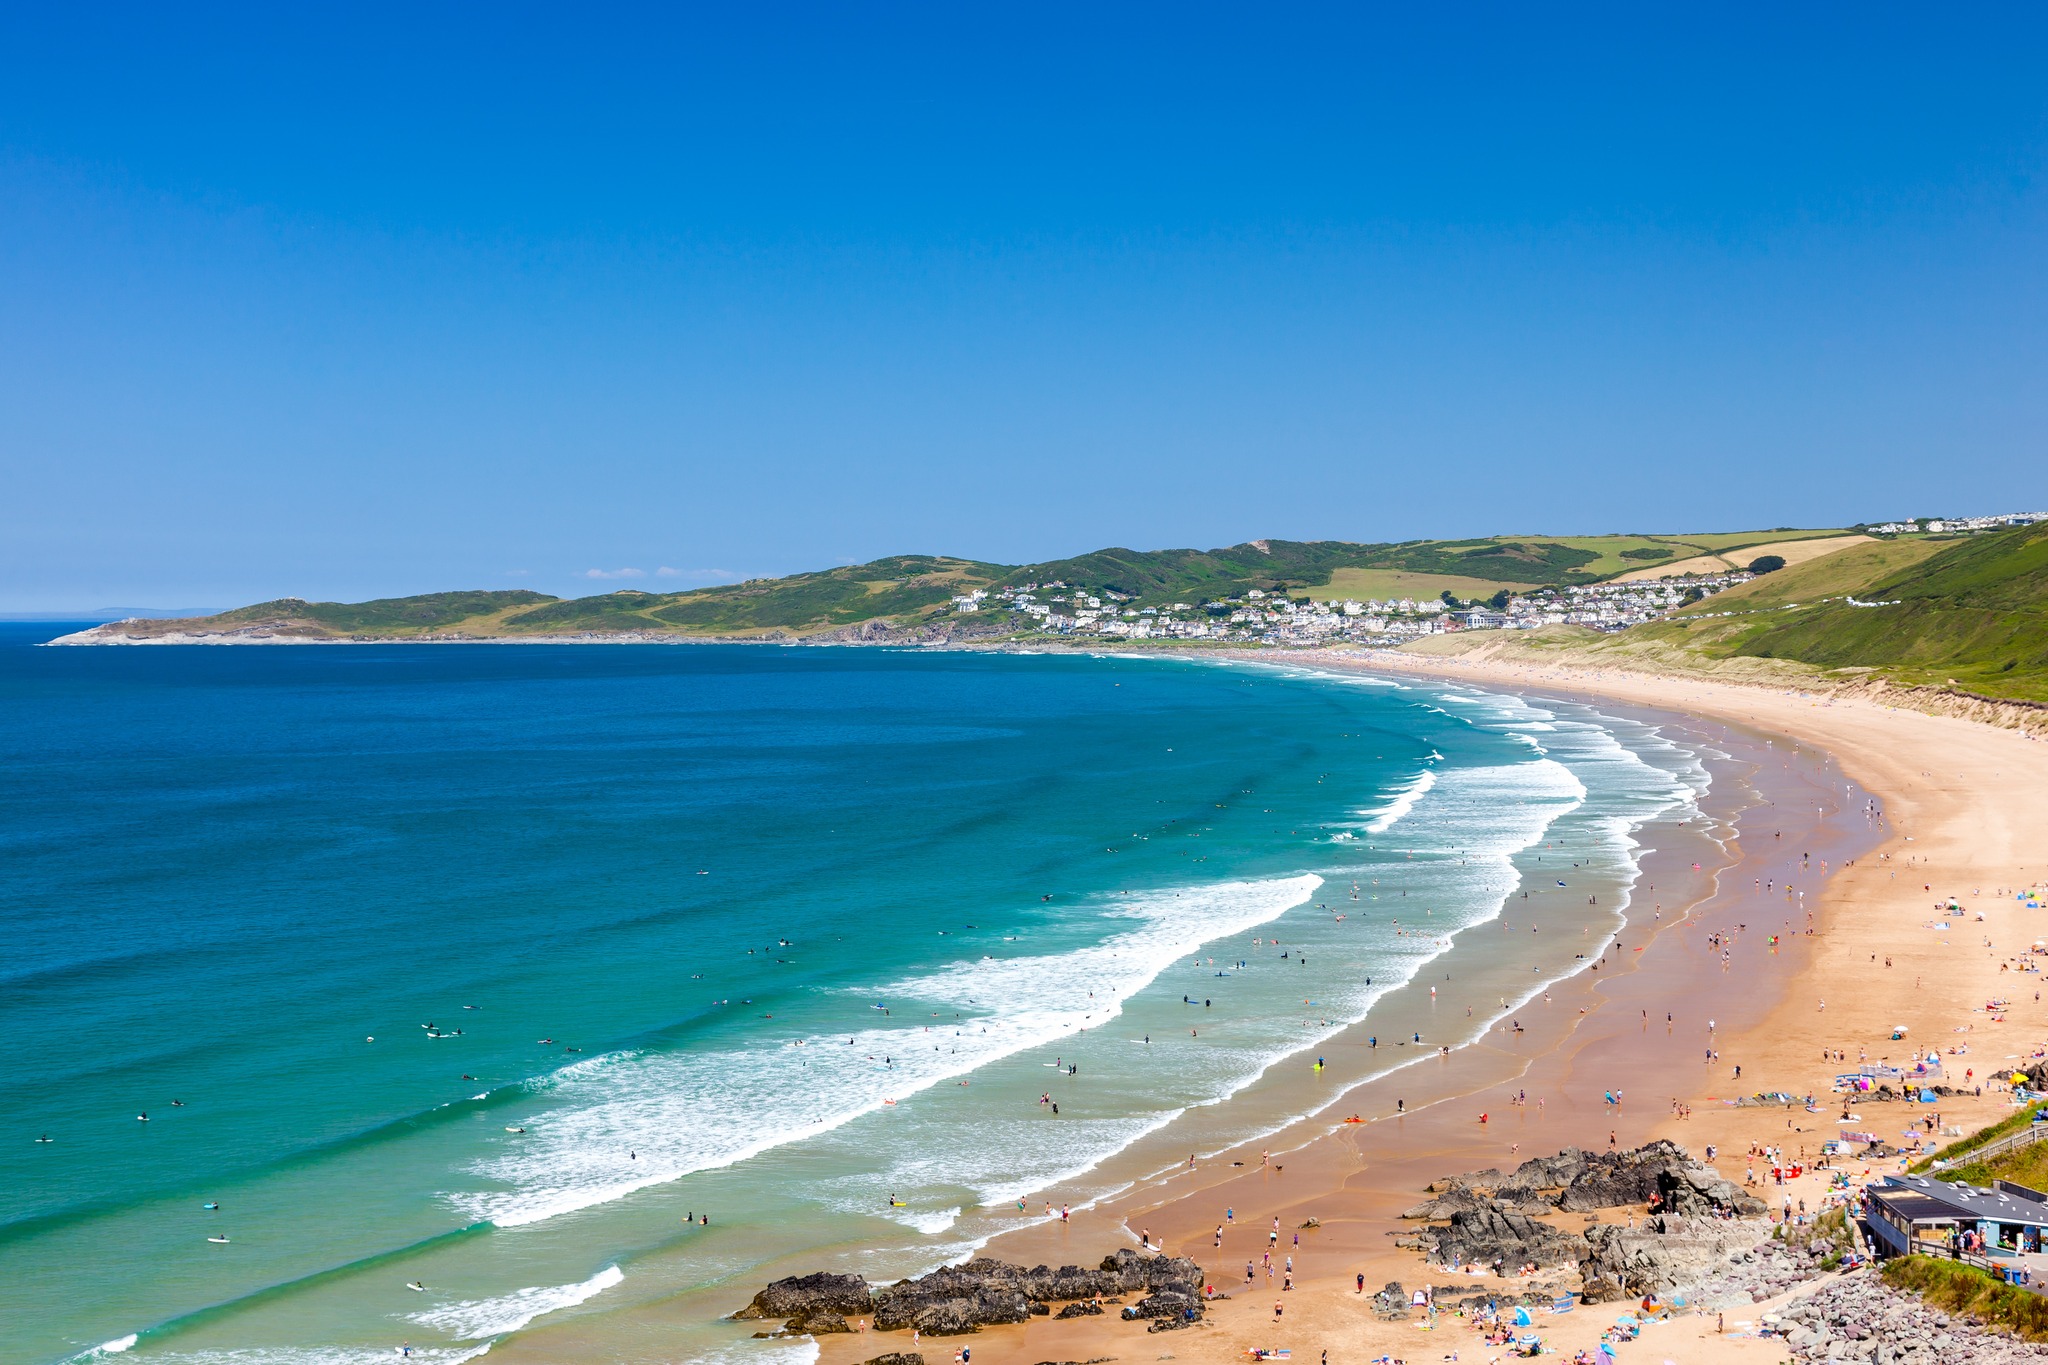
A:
[1511,1306,1532,1325]
[1920,1089,1939,1102]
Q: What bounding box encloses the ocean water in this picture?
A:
[0,630,1706,1364]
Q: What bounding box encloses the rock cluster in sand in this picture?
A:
[736,1249,1207,1337]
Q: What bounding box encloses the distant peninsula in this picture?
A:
[50,518,2048,707]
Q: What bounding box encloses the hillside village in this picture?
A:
[954,570,1753,645]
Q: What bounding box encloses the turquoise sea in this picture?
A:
[0,629,1708,1364]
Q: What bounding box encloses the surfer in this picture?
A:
[203,1201,219,1210]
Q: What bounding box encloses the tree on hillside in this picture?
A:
[1489,589,1511,611]
[1440,590,1461,608]
[1748,554,1787,574]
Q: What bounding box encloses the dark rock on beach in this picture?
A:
[1427,1203,1590,1271]
[790,1310,852,1334]
[733,1270,875,1321]
[875,1251,1207,1334]
[747,1250,1205,1338]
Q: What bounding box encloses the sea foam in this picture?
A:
[451,876,1320,1228]
[410,1263,624,1338]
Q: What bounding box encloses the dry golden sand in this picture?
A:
[814,652,2048,1365]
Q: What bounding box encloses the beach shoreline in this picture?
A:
[768,647,2048,1365]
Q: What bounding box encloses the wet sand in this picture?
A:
[802,652,2048,1365]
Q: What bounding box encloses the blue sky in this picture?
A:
[2,4,2044,610]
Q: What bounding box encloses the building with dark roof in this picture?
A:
[1865,1175,2048,1257]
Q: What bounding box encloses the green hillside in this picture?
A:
[1670,538,1944,613]
[1608,524,2048,701]
[102,524,1939,648]
[1728,522,2048,699]
[1001,534,1721,605]
[212,590,558,634]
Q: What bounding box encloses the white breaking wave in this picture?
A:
[410,1264,624,1339]
[82,1338,137,1357]
[124,1350,492,1365]
[887,1205,963,1235]
[451,875,1320,1228]
[1362,768,1437,833]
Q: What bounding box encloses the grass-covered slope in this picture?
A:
[1004,534,1748,604]
[1434,526,2048,704]
[1723,523,2048,700]
[649,556,1006,632]
[212,590,559,634]
[1672,539,1945,614]
[88,526,1884,644]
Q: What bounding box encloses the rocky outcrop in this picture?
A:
[1399,1181,1497,1220]
[1557,1141,1697,1210]
[1411,1142,1780,1307]
[1496,1150,1587,1199]
[1576,1215,1774,1302]
[1427,1143,1761,1217]
[1655,1162,1768,1219]
[858,1355,926,1365]
[733,1271,875,1321]
[742,1251,1202,1337]
[1427,1204,1590,1271]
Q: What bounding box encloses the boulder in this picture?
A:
[1401,1181,1495,1220]
[1497,1149,1588,1200]
[1054,1299,1103,1319]
[1127,1288,1203,1321]
[1558,1140,1698,1211]
[859,1355,924,1365]
[1654,1164,1768,1219]
[734,1271,874,1320]
[789,1310,852,1334]
[869,1252,1202,1334]
[1576,1217,1767,1303]
[1429,1204,1589,1271]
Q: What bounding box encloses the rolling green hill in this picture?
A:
[999,532,1803,604]
[102,533,1829,643]
[1490,525,2048,703]
[207,590,560,634]
[85,522,2048,715]
[1724,522,2048,700]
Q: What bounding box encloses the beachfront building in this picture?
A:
[1864,1174,2048,1265]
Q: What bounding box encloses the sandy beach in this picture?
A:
[794,649,2048,1365]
